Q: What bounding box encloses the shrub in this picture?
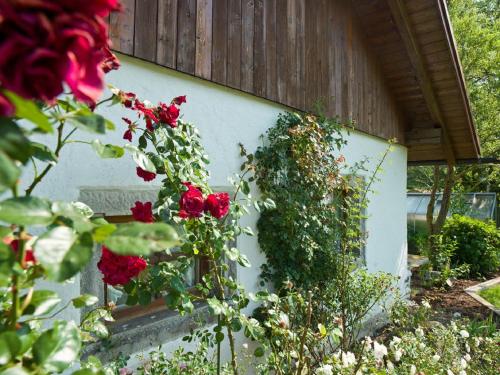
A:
[442,215,500,276]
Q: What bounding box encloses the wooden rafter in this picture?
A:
[386,0,455,163]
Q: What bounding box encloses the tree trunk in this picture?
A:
[426,162,455,261]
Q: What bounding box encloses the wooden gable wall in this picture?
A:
[109,0,406,143]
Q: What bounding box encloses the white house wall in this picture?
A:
[20,54,408,364]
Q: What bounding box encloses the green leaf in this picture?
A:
[254,346,265,357]
[0,366,30,375]
[318,323,327,337]
[215,331,224,343]
[0,242,14,286]
[0,197,53,226]
[103,222,179,256]
[67,113,105,134]
[92,223,116,243]
[4,91,53,133]
[207,297,224,315]
[34,228,93,282]
[32,320,81,373]
[104,118,116,131]
[241,180,250,195]
[0,332,22,365]
[0,150,20,193]
[31,142,58,165]
[91,139,124,159]
[0,118,33,163]
[170,276,186,293]
[225,247,240,262]
[22,290,61,316]
[72,294,99,309]
[51,201,94,233]
[237,254,251,268]
[124,144,156,172]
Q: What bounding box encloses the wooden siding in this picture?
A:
[109,0,405,143]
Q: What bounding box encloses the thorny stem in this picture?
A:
[296,291,313,375]
[25,123,65,196]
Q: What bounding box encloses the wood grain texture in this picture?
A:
[109,0,479,161]
[195,0,213,78]
[253,0,266,96]
[109,0,135,54]
[212,0,228,84]
[177,0,196,74]
[157,0,178,68]
[227,0,242,88]
[241,0,254,92]
[134,0,158,61]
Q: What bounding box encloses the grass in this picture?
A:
[478,284,500,308]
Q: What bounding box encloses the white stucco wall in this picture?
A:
[20,54,408,365]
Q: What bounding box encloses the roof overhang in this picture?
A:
[353,0,481,164]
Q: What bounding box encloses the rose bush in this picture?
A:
[98,246,147,286]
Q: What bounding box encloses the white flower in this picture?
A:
[453,312,462,318]
[341,351,356,367]
[451,322,458,331]
[465,342,470,353]
[461,357,468,369]
[394,349,403,362]
[390,336,401,349]
[373,342,388,360]
[242,343,248,350]
[459,330,469,338]
[422,300,431,309]
[464,353,471,362]
[447,370,455,375]
[418,342,426,350]
[459,371,466,375]
[387,361,394,372]
[432,354,441,362]
[316,364,333,375]
[410,365,417,375]
[415,328,424,337]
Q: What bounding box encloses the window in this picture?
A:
[78,186,236,360]
[101,214,211,324]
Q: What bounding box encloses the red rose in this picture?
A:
[172,95,187,105]
[3,237,36,268]
[97,246,147,286]
[0,92,14,117]
[158,103,179,128]
[101,47,120,73]
[136,167,156,182]
[179,183,205,218]
[133,99,158,130]
[204,192,230,219]
[131,201,154,223]
[114,91,136,108]
[0,1,115,104]
[123,129,132,141]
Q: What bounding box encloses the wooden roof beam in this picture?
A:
[386,0,455,164]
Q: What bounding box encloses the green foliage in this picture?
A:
[442,215,500,276]
[254,112,349,289]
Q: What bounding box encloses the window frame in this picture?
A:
[78,186,237,360]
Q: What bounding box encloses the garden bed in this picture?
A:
[411,271,500,322]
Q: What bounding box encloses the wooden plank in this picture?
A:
[227,0,242,88]
[109,0,135,54]
[276,0,287,103]
[253,0,266,96]
[177,0,196,74]
[387,0,455,162]
[296,0,306,109]
[241,0,254,92]
[285,0,297,107]
[305,0,318,110]
[157,0,178,68]
[134,0,158,60]
[264,0,277,101]
[195,0,213,79]
[212,0,228,84]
